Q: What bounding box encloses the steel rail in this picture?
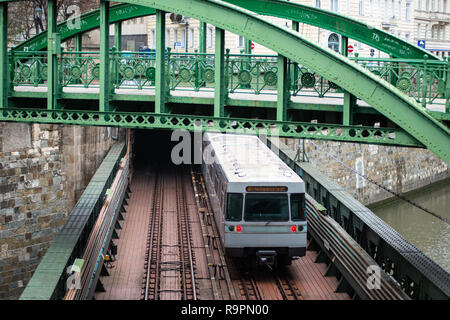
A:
[175,169,197,300]
[143,171,164,300]
[190,167,237,300]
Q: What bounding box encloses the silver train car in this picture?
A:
[202,133,306,267]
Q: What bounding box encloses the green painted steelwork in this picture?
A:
[114,0,450,164]
[10,51,448,108]
[3,0,450,163]
[223,0,438,61]
[13,3,156,52]
[11,1,438,62]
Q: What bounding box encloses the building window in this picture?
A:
[405,1,411,20]
[174,28,178,45]
[330,0,339,12]
[391,0,395,18]
[398,0,402,20]
[315,0,321,8]
[385,0,389,21]
[347,0,350,14]
[237,35,245,48]
[370,0,374,16]
[207,27,213,48]
[328,33,340,52]
[166,29,170,47]
[377,0,382,17]
[418,0,422,9]
[150,29,155,49]
[359,0,365,15]
[181,28,186,48]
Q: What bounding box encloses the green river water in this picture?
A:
[371,179,450,273]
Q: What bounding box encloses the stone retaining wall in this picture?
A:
[281,138,449,205]
[0,123,115,299]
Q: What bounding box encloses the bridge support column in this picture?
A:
[343,91,356,125]
[114,22,122,51]
[292,21,299,92]
[214,28,225,118]
[199,22,207,54]
[0,2,7,109]
[75,34,82,52]
[277,55,289,121]
[155,9,167,114]
[100,0,112,112]
[341,36,348,56]
[47,0,59,110]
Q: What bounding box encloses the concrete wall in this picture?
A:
[0,123,114,299]
[282,138,450,205]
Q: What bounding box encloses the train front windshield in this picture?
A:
[244,194,289,222]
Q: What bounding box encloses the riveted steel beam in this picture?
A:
[214,27,225,118]
[99,0,111,112]
[47,0,58,110]
[277,55,288,121]
[155,9,166,114]
[114,22,122,51]
[0,108,421,147]
[109,0,449,163]
[199,22,207,54]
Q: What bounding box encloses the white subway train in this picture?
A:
[202,133,307,267]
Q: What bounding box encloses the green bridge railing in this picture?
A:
[9,50,450,111]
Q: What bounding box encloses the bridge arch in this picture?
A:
[4,0,450,163]
[112,0,449,162]
[12,0,439,61]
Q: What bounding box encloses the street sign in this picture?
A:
[348,45,354,53]
[174,42,182,48]
[417,40,425,49]
[251,42,255,50]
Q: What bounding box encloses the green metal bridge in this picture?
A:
[5,0,448,300]
[0,0,449,164]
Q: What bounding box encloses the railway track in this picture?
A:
[142,172,164,300]
[190,167,238,300]
[175,169,197,300]
[272,271,302,300]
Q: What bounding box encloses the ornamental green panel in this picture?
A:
[109,0,449,163]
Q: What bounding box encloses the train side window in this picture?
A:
[225,193,243,221]
[291,193,306,221]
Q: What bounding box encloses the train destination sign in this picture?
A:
[246,186,288,192]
